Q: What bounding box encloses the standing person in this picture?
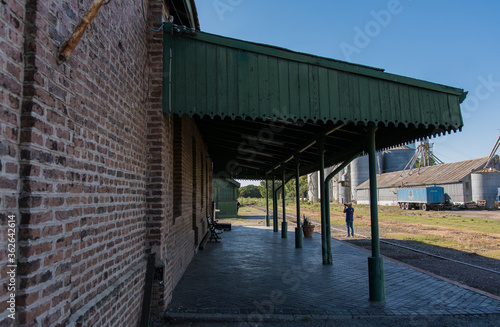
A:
[344,203,354,237]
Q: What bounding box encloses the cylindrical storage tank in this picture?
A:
[350,156,368,201]
[382,146,416,173]
[471,169,500,209]
[350,153,382,200]
[325,166,338,202]
[338,166,350,204]
[307,172,319,202]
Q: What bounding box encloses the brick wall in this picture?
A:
[11,0,153,325]
[0,0,24,325]
[155,114,211,312]
[1,0,213,325]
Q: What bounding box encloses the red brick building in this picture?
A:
[1,1,208,325]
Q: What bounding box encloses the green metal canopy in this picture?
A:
[163,24,466,179]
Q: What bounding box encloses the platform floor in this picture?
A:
[164,217,500,325]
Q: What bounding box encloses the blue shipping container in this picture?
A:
[397,186,444,204]
[427,186,445,203]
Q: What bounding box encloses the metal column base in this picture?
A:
[295,227,303,248]
[281,222,288,238]
[265,215,270,227]
[368,256,386,302]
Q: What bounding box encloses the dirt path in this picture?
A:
[447,209,500,220]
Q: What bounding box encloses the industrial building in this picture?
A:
[308,145,416,203]
[356,156,500,208]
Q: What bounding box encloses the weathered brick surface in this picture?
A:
[157,114,212,311]
[1,0,212,326]
[1,0,24,325]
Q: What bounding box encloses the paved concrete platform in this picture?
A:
[164,222,500,324]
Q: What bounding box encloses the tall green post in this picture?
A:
[324,152,363,263]
[281,169,287,238]
[324,175,332,261]
[318,135,331,264]
[272,173,278,232]
[265,178,270,226]
[367,126,385,301]
[295,155,303,248]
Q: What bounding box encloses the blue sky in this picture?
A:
[195,0,500,183]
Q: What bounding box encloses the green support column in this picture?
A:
[318,135,331,264]
[265,178,270,227]
[281,170,287,238]
[367,125,385,302]
[324,175,332,261]
[272,173,278,232]
[295,155,303,248]
[324,152,363,262]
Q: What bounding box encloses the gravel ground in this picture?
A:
[343,238,500,298]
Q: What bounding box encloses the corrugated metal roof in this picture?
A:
[357,157,494,189]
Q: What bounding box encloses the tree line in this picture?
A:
[238,176,309,201]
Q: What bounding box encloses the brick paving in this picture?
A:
[164,217,500,323]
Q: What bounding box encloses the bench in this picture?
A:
[207,215,223,243]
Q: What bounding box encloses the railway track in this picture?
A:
[326,226,500,275]
[245,204,500,296]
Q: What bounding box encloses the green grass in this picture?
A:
[238,197,500,234]
[376,211,500,234]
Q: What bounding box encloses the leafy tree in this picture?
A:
[259,180,282,198]
[259,176,308,202]
[239,185,262,198]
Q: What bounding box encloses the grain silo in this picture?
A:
[471,168,500,209]
[382,145,416,173]
[307,171,319,202]
[325,165,339,202]
[350,152,383,201]
[337,166,350,204]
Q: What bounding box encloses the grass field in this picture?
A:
[238,197,500,259]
